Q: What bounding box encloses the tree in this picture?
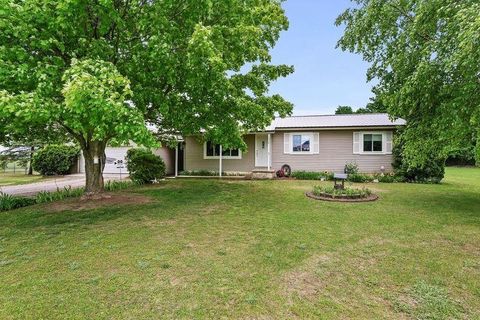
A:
[336,0,480,167]
[335,106,354,114]
[1,59,155,193]
[334,104,378,114]
[0,0,293,193]
[0,123,65,175]
[62,59,156,193]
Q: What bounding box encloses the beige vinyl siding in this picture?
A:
[272,129,395,173]
[153,147,175,175]
[184,135,255,172]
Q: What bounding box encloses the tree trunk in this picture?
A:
[82,141,107,195]
[27,146,34,175]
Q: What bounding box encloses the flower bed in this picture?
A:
[306,185,378,202]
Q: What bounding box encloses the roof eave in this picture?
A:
[272,125,405,131]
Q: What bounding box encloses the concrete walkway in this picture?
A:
[0,174,128,196]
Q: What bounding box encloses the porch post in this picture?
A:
[219,145,223,177]
[267,133,271,171]
[175,144,178,177]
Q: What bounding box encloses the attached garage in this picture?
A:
[78,146,175,175]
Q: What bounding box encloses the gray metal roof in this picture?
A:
[265,113,405,131]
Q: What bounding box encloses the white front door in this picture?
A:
[255,134,269,167]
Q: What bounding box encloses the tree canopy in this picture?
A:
[335,105,354,114]
[0,0,293,147]
[0,0,293,192]
[336,0,480,166]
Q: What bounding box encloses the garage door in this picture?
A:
[78,147,130,174]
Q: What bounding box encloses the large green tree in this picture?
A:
[0,0,293,193]
[336,0,480,167]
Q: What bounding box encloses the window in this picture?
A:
[363,133,383,152]
[284,132,319,155]
[204,142,241,159]
[292,134,312,153]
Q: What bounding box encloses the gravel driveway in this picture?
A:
[0,174,127,196]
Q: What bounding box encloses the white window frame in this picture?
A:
[203,142,242,160]
[360,132,386,155]
[290,132,314,155]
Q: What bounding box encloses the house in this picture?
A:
[77,145,176,175]
[78,113,405,177]
[183,113,405,177]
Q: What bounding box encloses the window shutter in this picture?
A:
[313,132,320,154]
[284,133,291,154]
[353,132,361,154]
[385,131,393,154]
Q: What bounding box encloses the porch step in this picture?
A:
[251,169,276,180]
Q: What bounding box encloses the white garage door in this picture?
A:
[79,147,130,174]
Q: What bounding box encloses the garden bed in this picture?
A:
[305,191,378,202]
[306,185,379,202]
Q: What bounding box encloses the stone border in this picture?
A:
[305,192,379,203]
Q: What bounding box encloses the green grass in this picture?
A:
[0,167,479,319]
[0,173,47,186]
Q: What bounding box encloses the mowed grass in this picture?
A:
[0,173,47,187]
[0,167,479,319]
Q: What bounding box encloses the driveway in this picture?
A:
[0,174,128,196]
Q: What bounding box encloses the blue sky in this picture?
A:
[268,0,374,115]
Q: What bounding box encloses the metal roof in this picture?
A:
[265,113,405,131]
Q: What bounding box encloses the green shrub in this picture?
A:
[344,161,359,175]
[180,169,219,176]
[347,173,373,183]
[126,148,166,184]
[0,192,36,211]
[179,170,244,176]
[392,135,445,183]
[291,171,334,180]
[372,173,404,183]
[445,146,476,166]
[32,145,79,176]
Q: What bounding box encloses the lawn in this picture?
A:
[0,173,47,187]
[0,167,479,319]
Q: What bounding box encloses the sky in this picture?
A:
[268,0,374,115]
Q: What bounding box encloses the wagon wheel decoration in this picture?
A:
[281,164,291,177]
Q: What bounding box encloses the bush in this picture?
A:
[180,169,219,176]
[179,170,245,176]
[344,161,359,175]
[372,173,405,183]
[126,148,166,183]
[291,171,334,180]
[445,146,476,166]
[347,173,373,183]
[32,145,79,176]
[393,136,445,183]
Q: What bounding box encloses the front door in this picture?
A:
[255,134,269,167]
